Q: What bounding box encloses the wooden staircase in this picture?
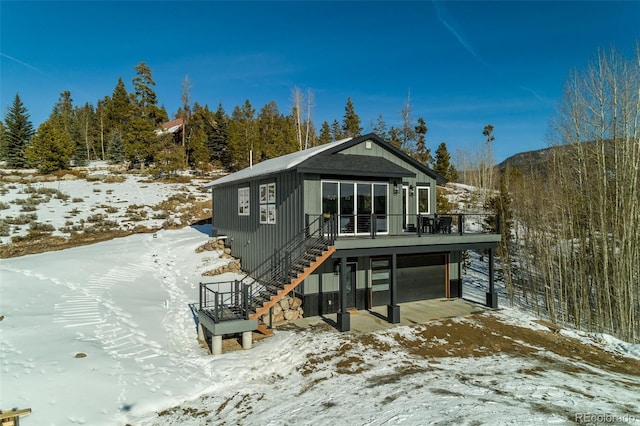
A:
[199,214,339,335]
[249,245,335,321]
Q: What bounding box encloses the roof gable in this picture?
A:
[205,133,445,188]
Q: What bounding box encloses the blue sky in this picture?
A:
[1,1,638,163]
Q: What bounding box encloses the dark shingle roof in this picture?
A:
[296,154,415,178]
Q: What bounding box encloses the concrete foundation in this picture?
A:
[242,331,252,349]
[212,335,223,355]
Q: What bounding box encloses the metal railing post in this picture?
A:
[214,292,220,323]
[199,282,203,310]
[458,214,464,235]
[496,214,501,235]
[371,213,376,239]
[417,214,422,237]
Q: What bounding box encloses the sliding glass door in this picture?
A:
[322,181,388,235]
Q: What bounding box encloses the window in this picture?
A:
[321,180,388,235]
[238,187,250,216]
[259,183,276,224]
[417,186,430,215]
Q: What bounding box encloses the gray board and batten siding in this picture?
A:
[206,134,447,272]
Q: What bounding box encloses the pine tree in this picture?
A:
[330,119,343,141]
[387,126,402,149]
[132,62,166,126]
[372,114,387,138]
[0,121,6,161]
[227,100,257,170]
[105,78,132,133]
[211,103,229,165]
[342,97,362,138]
[3,94,35,168]
[106,128,125,164]
[414,117,433,166]
[318,121,332,145]
[25,116,74,173]
[434,142,452,178]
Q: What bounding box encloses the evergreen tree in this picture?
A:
[227,100,257,170]
[211,103,229,165]
[414,117,433,166]
[154,134,185,176]
[330,119,344,141]
[318,121,332,145]
[186,126,210,170]
[0,121,6,161]
[434,142,452,178]
[3,94,35,168]
[126,115,157,168]
[106,128,125,164]
[132,61,166,126]
[105,78,132,133]
[257,101,297,160]
[387,126,402,149]
[372,114,387,138]
[26,116,74,173]
[342,97,362,138]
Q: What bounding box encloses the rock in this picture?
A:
[221,253,231,259]
[2,175,21,183]
[223,247,231,255]
[279,297,290,310]
[284,310,298,321]
[61,174,77,180]
[272,303,283,316]
[195,246,205,253]
[290,297,302,309]
[204,241,215,251]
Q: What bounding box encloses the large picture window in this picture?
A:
[238,187,250,216]
[321,181,388,235]
[259,183,276,224]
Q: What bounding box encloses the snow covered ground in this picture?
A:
[1,172,639,425]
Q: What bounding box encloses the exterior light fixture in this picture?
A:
[409,185,415,196]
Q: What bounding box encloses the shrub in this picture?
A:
[0,201,9,210]
[29,221,55,232]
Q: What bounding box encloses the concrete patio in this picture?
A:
[282,298,489,334]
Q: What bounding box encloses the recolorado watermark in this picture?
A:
[575,413,637,424]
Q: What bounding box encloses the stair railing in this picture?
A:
[199,214,337,322]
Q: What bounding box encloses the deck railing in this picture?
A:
[307,213,500,239]
[199,214,336,323]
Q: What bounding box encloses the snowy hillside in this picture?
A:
[1,170,639,425]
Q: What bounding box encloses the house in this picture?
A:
[199,133,500,353]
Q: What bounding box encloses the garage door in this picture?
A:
[397,254,447,303]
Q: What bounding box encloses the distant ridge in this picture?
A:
[497,145,557,175]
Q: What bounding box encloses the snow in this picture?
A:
[1,170,639,425]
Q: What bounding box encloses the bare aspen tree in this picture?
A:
[510,45,640,343]
[291,86,303,150]
[304,88,314,149]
